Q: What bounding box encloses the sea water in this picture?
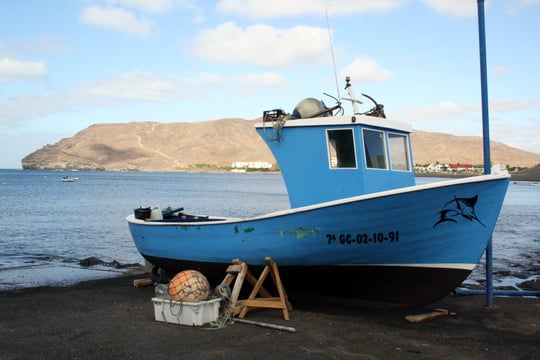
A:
[0,170,289,290]
[0,169,538,291]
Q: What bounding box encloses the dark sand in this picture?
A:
[0,273,538,360]
[512,164,540,182]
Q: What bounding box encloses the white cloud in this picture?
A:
[388,97,540,154]
[215,0,495,19]
[105,0,175,13]
[231,72,286,86]
[491,116,540,155]
[0,71,226,126]
[515,0,540,7]
[490,97,540,112]
[420,0,478,19]
[0,93,66,127]
[489,65,509,74]
[84,72,180,101]
[195,72,226,84]
[190,22,330,67]
[395,101,478,123]
[394,97,540,126]
[340,57,393,83]
[83,71,227,102]
[14,36,69,53]
[79,6,152,36]
[216,0,406,18]
[0,57,47,83]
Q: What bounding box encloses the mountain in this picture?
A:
[410,131,540,168]
[21,118,540,171]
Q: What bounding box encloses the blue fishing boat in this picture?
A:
[127,78,510,308]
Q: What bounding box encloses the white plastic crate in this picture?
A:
[152,297,221,326]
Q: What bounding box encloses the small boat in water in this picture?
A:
[126,77,510,308]
[61,176,78,182]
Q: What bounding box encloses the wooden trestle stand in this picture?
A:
[220,257,292,320]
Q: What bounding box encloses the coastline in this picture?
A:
[14,167,540,182]
[418,170,540,182]
[0,273,538,359]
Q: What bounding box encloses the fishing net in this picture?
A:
[168,270,210,302]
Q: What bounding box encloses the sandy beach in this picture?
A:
[0,272,538,360]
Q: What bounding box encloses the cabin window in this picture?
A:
[388,133,411,171]
[327,129,357,168]
[363,129,387,169]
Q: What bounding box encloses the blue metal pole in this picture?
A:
[476,0,494,307]
[455,289,540,297]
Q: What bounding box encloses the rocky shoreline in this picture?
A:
[510,164,540,182]
[417,164,540,182]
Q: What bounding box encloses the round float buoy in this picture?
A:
[167,270,210,302]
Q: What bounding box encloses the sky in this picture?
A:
[1,0,539,169]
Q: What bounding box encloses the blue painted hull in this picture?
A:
[127,174,509,308]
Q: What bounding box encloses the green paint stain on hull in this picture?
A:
[278,227,320,239]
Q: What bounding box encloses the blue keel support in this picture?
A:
[475,2,537,306]
[455,289,540,297]
[477,0,494,308]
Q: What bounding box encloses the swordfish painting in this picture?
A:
[127,77,510,309]
[434,195,485,228]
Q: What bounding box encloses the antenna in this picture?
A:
[326,9,340,101]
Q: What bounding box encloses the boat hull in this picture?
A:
[127,174,509,308]
[143,257,469,309]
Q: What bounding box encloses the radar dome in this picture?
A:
[292,98,327,119]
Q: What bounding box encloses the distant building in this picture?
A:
[426,164,446,172]
[231,161,273,170]
[448,164,474,172]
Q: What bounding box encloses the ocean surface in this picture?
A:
[0,169,538,292]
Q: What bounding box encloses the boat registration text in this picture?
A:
[326,231,400,245]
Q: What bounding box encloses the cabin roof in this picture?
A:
[255,114,413,133]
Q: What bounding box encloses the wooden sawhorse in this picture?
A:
[220,257,292,320]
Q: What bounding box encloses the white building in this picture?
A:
[231,161,273,169]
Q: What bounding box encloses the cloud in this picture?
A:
[490,65,509,74]
[190,22,330,67]
[230,72,286,86]
[215,0,491,20]
[84,72,181,101]
[340,57,393,83]
[0,57,47,83]
[490,97,540,112]
[216,0,406,18]
[0,93,67,127]
[105,0,176,13]
[11,36,69,53]
[0,71,226,126]
[79,6,152,36]
[491,116,540,155]
[508,0,540,13]
[77,71,228,106]
[393,98,540,126]
[388,97,540,154]
[420,0,478,19]
[395,101,478,124]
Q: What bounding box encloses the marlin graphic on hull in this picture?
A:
[434,195,486,228]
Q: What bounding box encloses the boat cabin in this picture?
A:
[255,103,415,208]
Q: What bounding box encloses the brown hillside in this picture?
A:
[412,131,540,168]
[22,119,275,171]
[21,119,540,171]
